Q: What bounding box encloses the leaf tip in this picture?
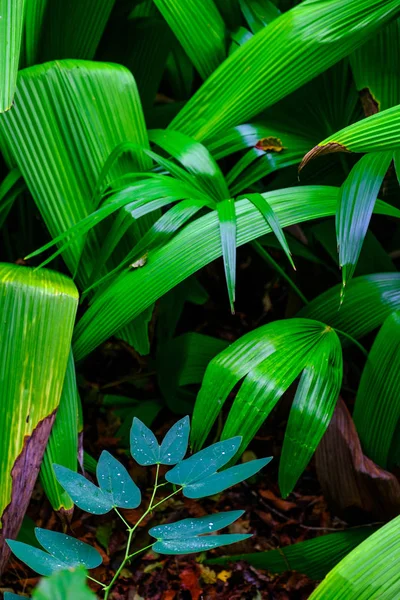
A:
[299,142,350,172]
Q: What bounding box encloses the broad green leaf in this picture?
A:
[5,541,64,577]
[192,319,342,496]
[337,152,393,290]
[33,567,96,600]
[159,416,190,464]
[279,331,343,497]
[182,457,272,498]
[217,198,237,312]
[72,186,400,360]
[309,515,400,599]
[153,533,252,554]
[148,129,229,201]
[35,0,115,63]
[240,0,280,32]
[149,510,245,538]
[130,418,160,465]
[152,0,227,80]
[169,0,400,141]
[0,60,151,286]
[350,18,400,112]
[300,103,400,166]
[97,451,141,509]
[53,465,114,515]
[299,273,400,340]
[166,438,242,486]
[40,351,78,512]
[34,529,102,570]
[0,265,78,563]
[156,333,228,412]
[245,193,294,269]
[353,311,400,469]
[208,527,377,580]
[0,0,25,112]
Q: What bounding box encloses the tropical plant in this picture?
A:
[2,0,400,598]
[7,417,270,599]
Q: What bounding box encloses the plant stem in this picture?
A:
[102,466,181,600]
[87,575,106,588]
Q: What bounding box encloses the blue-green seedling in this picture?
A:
[7,416,271,600]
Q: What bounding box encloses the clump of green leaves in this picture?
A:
[7,416,271,599]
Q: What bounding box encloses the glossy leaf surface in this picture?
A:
[97,451,141,509]
[53,465,114,515]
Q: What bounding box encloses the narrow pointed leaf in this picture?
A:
[159,416,190,464]
[217,198,237,312]
[246,193,294,268]
[166,438,242,486]
[279,330,343,497]
[152,0,227,80]
[0,265,78,570]
[72,187,400,360]
[309,515,400,599]
[299,273,400,340]
[169,0,400,141]
[0,0,25,112]
[40,352,79,512]
[208,527,377,579]
[149,510,245,539]
[183,457,272,498]
[53,465,113,515]
[34,529,102,570]
[337,152,393,289]
[240,0,280,32]
[353,311,400,469]
[97,451,141,509]
[148,129,229,201]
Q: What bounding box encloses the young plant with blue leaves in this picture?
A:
[7,416,271,600]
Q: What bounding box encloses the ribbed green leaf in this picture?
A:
[309,516,400,599]
[148,129,229,201]
[246,193,294,269]
[337,151,393,290]
[169,0,400,141]
[153,0,227,80]
[36,0,115,63]
[208,527,377,579]
[0,0,25,112]
[299,273,400,340]
[353,311,400,469]
[350,18,400,112]
[217,198,237,312]
[72,187,400,359]
[0,265,78,562]
[240,0,280,32]
[301,103,400,165]
[0,60,150,286]
[0,168,26,228]
[40,351,78,512]
[192,318,342,496]
[279,330,343,497]
[33,567,96,600]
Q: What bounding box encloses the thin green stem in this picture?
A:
[87,575,105,588]
[334,327,368,358]
[127,543,154,561]
[114,507,131,530]
[252,241,309,305]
